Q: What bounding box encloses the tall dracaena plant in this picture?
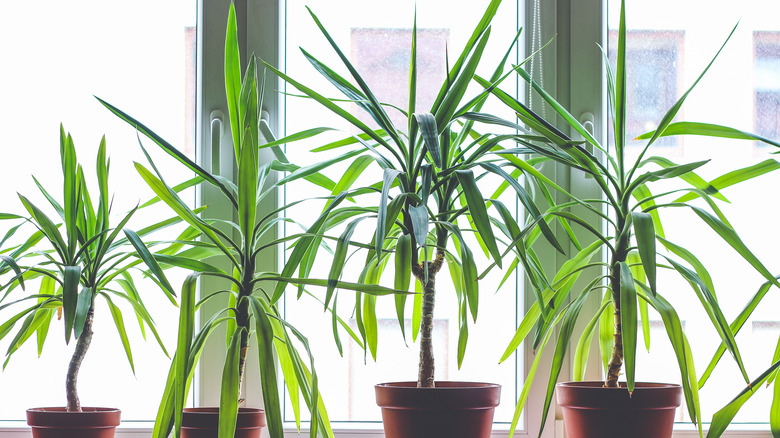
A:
[479,0,780,436]
[0,127,177,412]
[263,0,565,389]
[98,4,397,438]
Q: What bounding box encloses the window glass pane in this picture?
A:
[281,0,522,426]
[0,0,196,422]
[608,0,780,426]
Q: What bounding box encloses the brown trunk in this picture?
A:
[414,250,444,388]
[66,307,94,412]
[417,275,436,388]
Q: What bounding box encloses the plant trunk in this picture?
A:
[605,261,624,388]
[66,306,94,412]
[414,250,444,388]
[606,213,630,388]
[236,272,253,403]
[417,274,436,388]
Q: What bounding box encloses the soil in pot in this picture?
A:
[180,407,266,438]
[557,381,682,438]
[375,381,501,438]
[26,407,121,438]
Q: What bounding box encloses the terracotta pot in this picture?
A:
[375,381,500,438]
[180,407,266,438]
[26,407,121,438]
[557,381,682,438]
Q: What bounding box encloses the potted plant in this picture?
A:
[255,1,565,437]
[0,127,184,438]
[476,0,780,436]
[98,4,399,437]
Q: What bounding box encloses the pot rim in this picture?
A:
[376,381,501,389]
[556,381,682,389]
[27,407,121,413]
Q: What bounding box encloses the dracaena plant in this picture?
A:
[261,0,565,389]
[98,4,398,437]
[0,127,181,412]
[477,0,780,436]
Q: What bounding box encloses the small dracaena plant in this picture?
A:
[98,3,398,437]
[0,127,181,412]
[475,0,780,436]
[259,0,566,390]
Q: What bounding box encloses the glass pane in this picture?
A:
[0,0,196,422]
[281,0,522,425]
[608,0,780,426]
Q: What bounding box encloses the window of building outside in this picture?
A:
[754,31,780,149]
[608,30,684,149]
[608,0,780,430]
[0,0,196,426]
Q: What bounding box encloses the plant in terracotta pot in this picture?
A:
[98,4,399,438]
[0,127,186,438]
[256,1,564,437]
[475,0,780,436]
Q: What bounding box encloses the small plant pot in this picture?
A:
[557,381,682,438]
[26,407,121,438]
[375,381,501,438]
[180,407,266,438]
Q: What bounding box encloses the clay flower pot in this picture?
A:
[557,381,682,438]
[375,381,501,438]
[26,407,121,438]
[180,407,266,438]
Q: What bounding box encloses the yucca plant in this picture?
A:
[0,127,180,412]
[98,3,399,437]
[476,0,780,436]
[261,0,563,393]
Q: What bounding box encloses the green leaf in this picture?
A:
[699,277,777,388]
[637,122,780,148]
[690,206,780,289]
[62,265,81,343]
[18,195,68,262]
[455,169,502,268]
[646,291,702,428]
[631,212,656,295]
[394,234,412,340]
[376,169,402,258]
[325,217,366,309]
[103,293,135,374]
[73,287,92,340]
[238,126,258,244]
[124,229,176,297]
[224,3,242,157]
[248,297,284,438]
[707,359,780,438]
[644,22,739,150]
[573,301,611,381]
[219,327,244,438]
[363,294,378,361]
[619,262,638,393]
[134,163,238,268]
[272,193,348,302]
[97,97,237,208]
[415,113,442,168]
[676,158,780,203]
[539,290,591,435]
